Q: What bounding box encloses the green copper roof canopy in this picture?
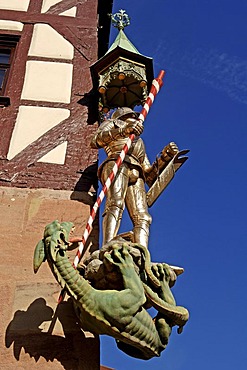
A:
[107,29,140,55]
[107,10,140,55]
[90,10,154,112]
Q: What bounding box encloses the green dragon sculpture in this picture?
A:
[34,220,189,360]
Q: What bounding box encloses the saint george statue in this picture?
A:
[91,107,179,249]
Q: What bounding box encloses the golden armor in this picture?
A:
[91,107,178,249]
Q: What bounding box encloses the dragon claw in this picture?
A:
[104,244,133,271]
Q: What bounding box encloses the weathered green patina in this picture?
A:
[34,220,189,360]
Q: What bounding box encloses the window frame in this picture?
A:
[0,35,20,106]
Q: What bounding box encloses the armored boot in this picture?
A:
[102,206,123,245]
[132,214,152,249]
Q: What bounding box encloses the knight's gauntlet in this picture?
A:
[124,118,144,136]
[145,142,179,187]
[161,142,179,162]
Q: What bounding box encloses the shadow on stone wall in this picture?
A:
[5,297,97,369]
[73,162,99,195]
[77,90,99,125]
[70,162,100,256]
[70,162,99,207]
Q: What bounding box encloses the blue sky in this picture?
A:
[100,1,247,369]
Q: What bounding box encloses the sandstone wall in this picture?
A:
[0,186,100,369]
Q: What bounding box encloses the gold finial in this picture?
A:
[109,9,130,30]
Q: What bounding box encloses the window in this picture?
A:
[0,35,19,106]
[0,47,12,93]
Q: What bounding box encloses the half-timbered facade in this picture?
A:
[0,0,111,190]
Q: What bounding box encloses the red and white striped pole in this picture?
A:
[58,70,165,302]
[73,70,165,268]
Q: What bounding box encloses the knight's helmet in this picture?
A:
[111,107,139,120]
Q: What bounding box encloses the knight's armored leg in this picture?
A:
[101,162,129,244]
[126,177,152,249]
[102,204,123,244]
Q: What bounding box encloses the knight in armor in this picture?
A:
[91,107,178,249]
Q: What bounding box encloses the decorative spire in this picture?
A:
[109,9,130,30]
[91,9,154,112]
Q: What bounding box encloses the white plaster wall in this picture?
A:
[0,20,23,31]
[0,0,30,11]
[59,7,77,17]
[7,106,70,160]
[38,141,68,164]
[41,0,62,13]
[29,24,74,60]
[42,1,77,17]
[21,61,73,103]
